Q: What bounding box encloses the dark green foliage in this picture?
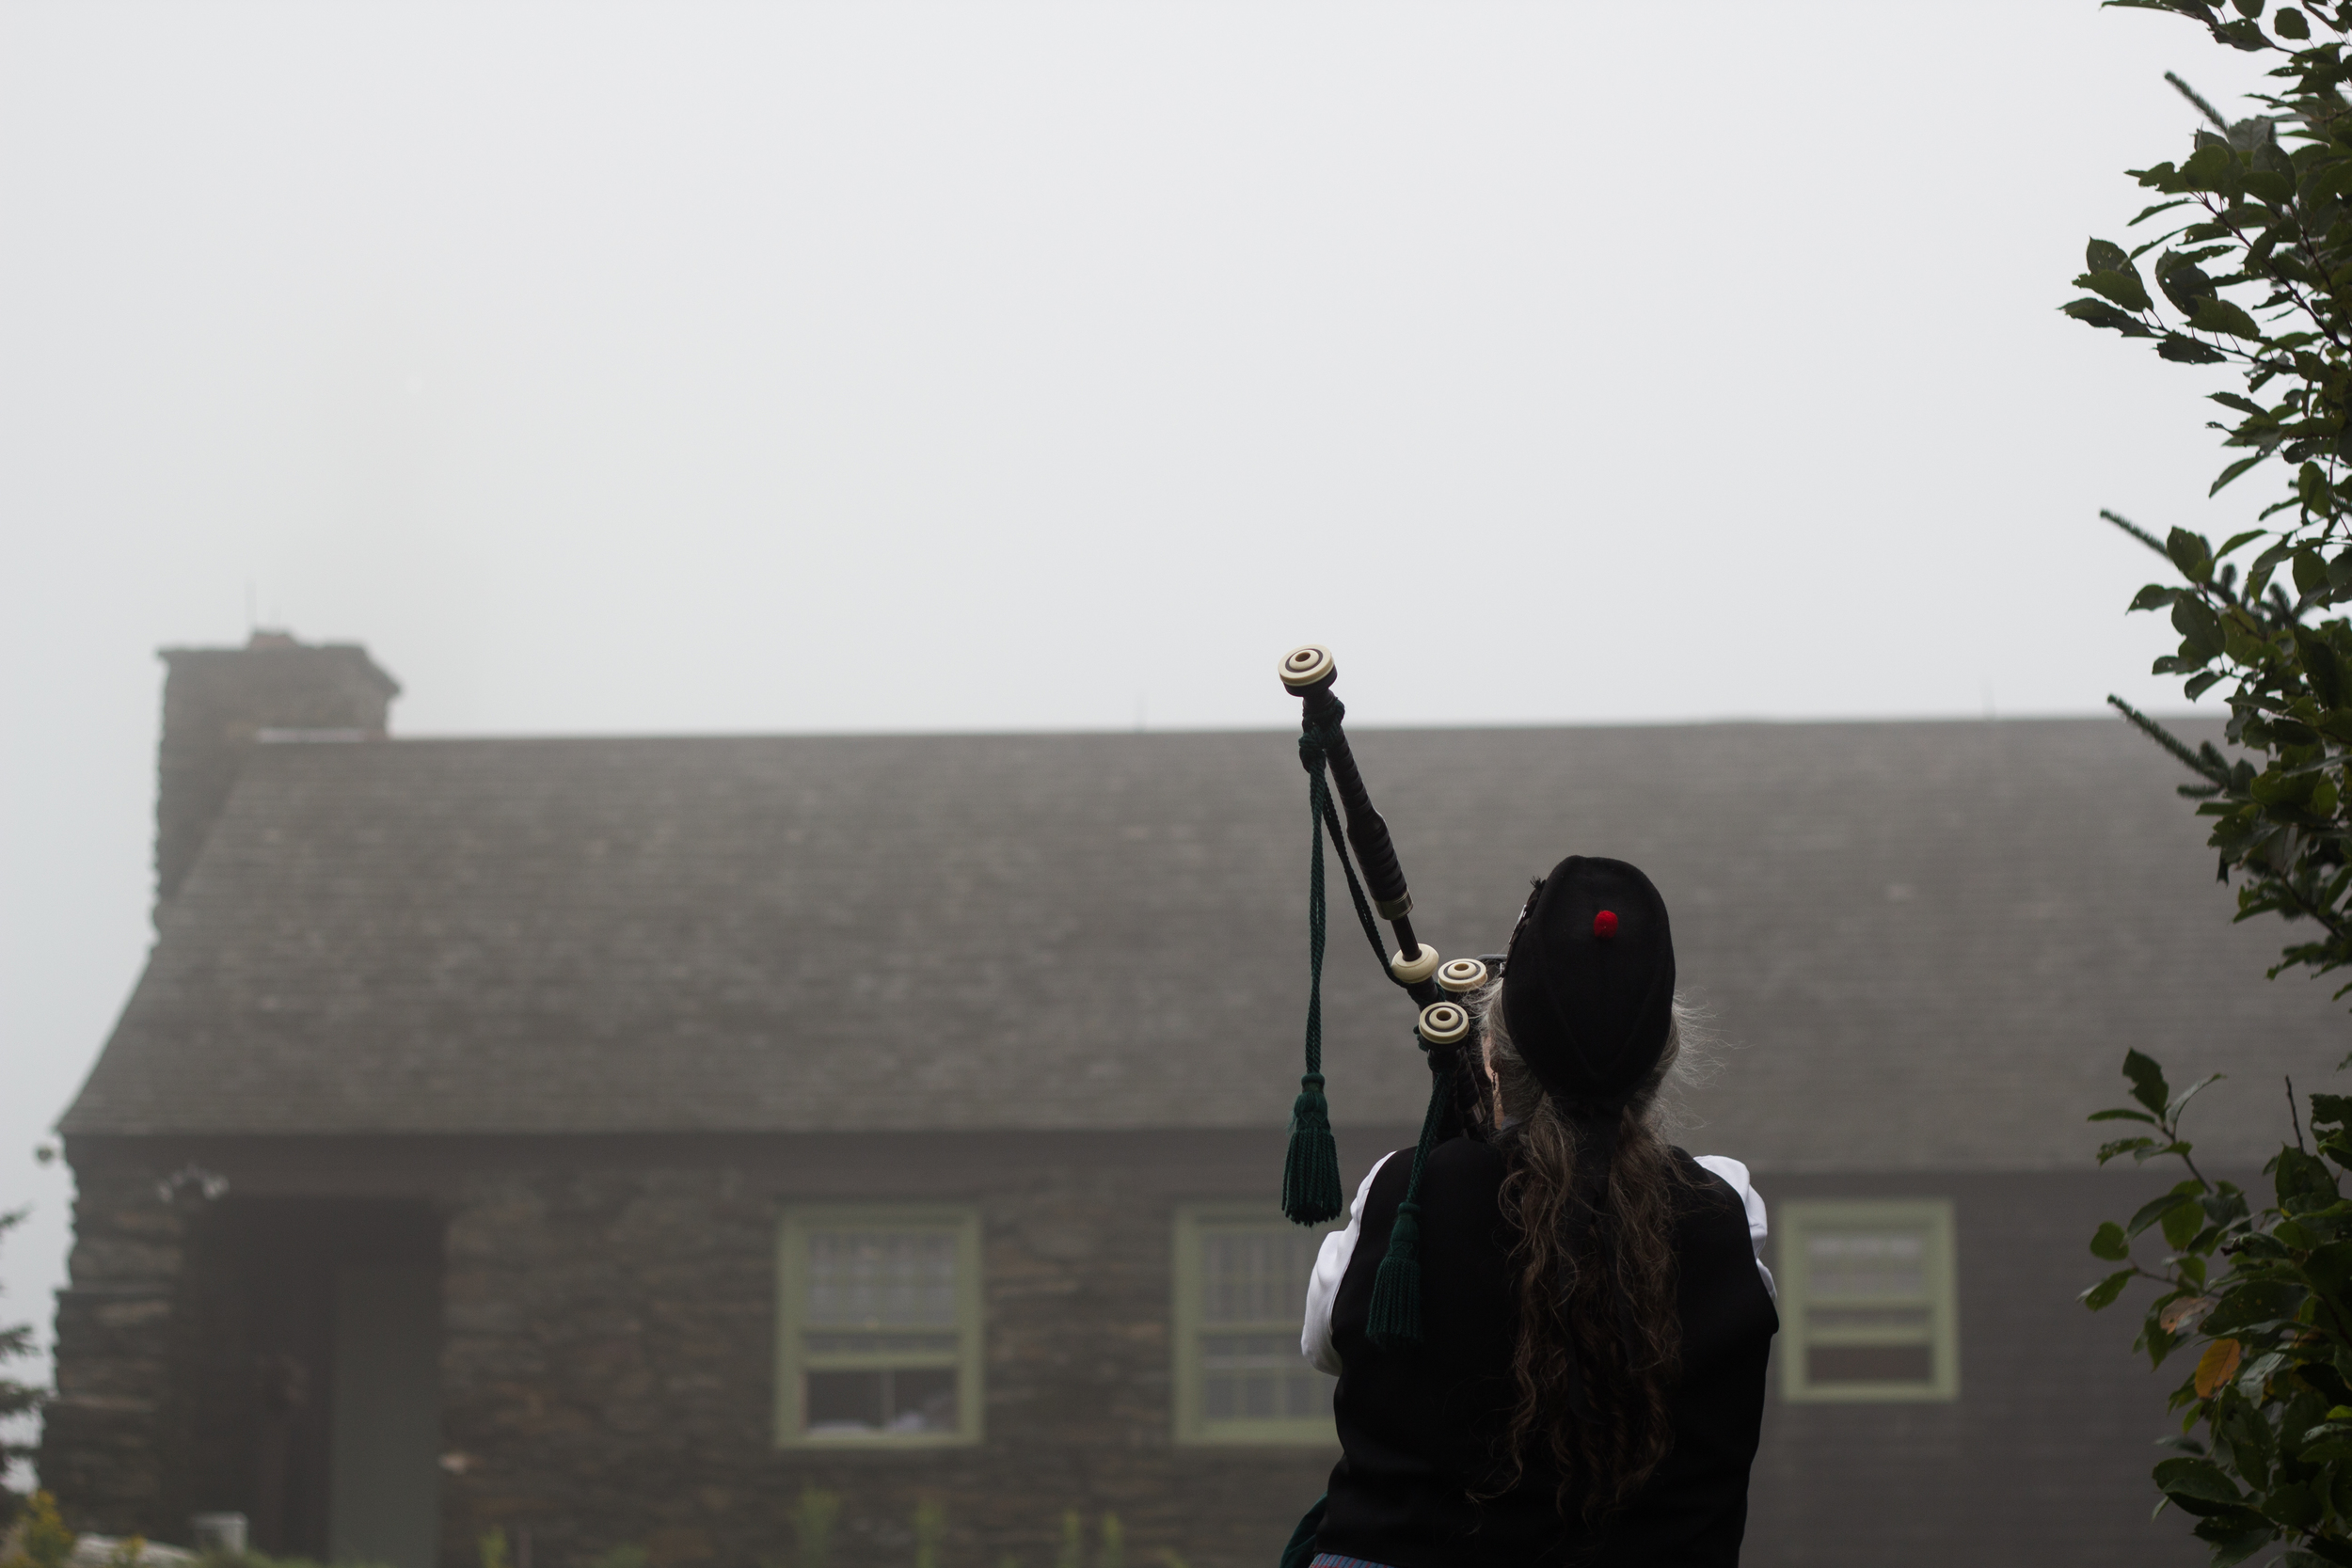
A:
[2077,1057,2352,1566]
[1,1491,71,1568]
[2067,1,2352,1002]
[0,1211,43,1523]
[792,1488,841,1568]
[2071,10,2352,1562]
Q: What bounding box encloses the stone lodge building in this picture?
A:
[40,634,2352,1568]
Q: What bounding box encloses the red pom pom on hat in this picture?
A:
[1593,910,1619,939]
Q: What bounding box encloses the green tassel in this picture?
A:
[1278,1497,1327,1568]
[1282,1073,1343,1226]
[1367,1199,1423,1349]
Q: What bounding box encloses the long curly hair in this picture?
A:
[1473,979,1703,1519]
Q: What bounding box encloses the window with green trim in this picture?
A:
[1171,1207,1337,1445]
[1777,1198,1958,1403]
[775,1207,982,1446]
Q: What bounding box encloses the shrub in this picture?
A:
[0,1212,42,1521]
[2064,3,2352,1560]
[0,1492,72,1568]
[792,1489,841,1568]
[912,1502,945,1568]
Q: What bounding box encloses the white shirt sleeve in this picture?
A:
[1301,1150,1398,1376]
[1692,1154,1776,1302]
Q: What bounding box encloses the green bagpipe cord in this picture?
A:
[1367,1044,1455,1351]
[1283,729,1347,1226]
[1286,711,1413,1226]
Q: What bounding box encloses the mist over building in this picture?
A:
[40,634,2334,1568]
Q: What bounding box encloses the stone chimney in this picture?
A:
[154,631,402,915]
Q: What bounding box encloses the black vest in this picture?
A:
[1316,1138,1777,1567]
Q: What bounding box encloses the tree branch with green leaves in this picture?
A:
[2069,1,2352,998]
[2065,6,2352,1565]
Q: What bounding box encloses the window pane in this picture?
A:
[803,1367,961,1435]
[1805,1230,1928,1301]
[1780,1200,1956,1405]
[805,1370,886,1433]
[807,1230,958,1327]
[885,1368,959,1433]
[1200,1368,1332,1422]
[781,1211,978,1446]
[1192,1231,1336,1433]
[1808,1343,1935,1385]
[1805,1306,1931,1339]
[1201,1230,1322,1324]
[803,1331,960,1357]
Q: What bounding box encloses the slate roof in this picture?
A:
[59,720,2352,1169]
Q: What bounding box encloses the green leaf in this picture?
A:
[2093,1221,2133,1260]
[2084,1268,2135,1309]
[2126,1048,2172,1116]
[2063,297,2158,337]
[2215,14,2273,49]
[2200,1280,2307,1331]
[2155,1455,2246,1508]
[2082,268,2157,310]
[2276,5,2312,37]
[2169,1072,2223,1121]
[2158,253,2221,312]
[2160,333,2230,364]
[2163,1196,2204,1249]
[2182,143,2238,191]
[2265,1481,2323,1530]
[2173,597,2227,657]
[2190,294,2265,339]
[2296,546,2328,596]
[2214,452,2267,495]
[2102,1135,2162,1164]
[2296,626,2347,706]
[2305,1238,2352,1298]
[2129,1191,2199,1237]
[2195,1521,2280,1568]
[2090,1106,2161,1123]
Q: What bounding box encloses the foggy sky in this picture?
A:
[0,0,2288,1450]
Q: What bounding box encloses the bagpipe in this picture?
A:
[1275,643,1494,1350]
[1274,644,1501,1568]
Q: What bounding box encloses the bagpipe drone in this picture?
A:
[1276,642,1493,1351]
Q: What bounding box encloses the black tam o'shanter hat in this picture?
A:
[1502,855,1677,1110]
[1359,853,1680,1354]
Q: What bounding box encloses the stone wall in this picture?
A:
[45,1132,2217,1568]
[47,1129,1352,1568]
[432,1132,1337,1568]
[37,1164,194,1533]
[151,636,398,914]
